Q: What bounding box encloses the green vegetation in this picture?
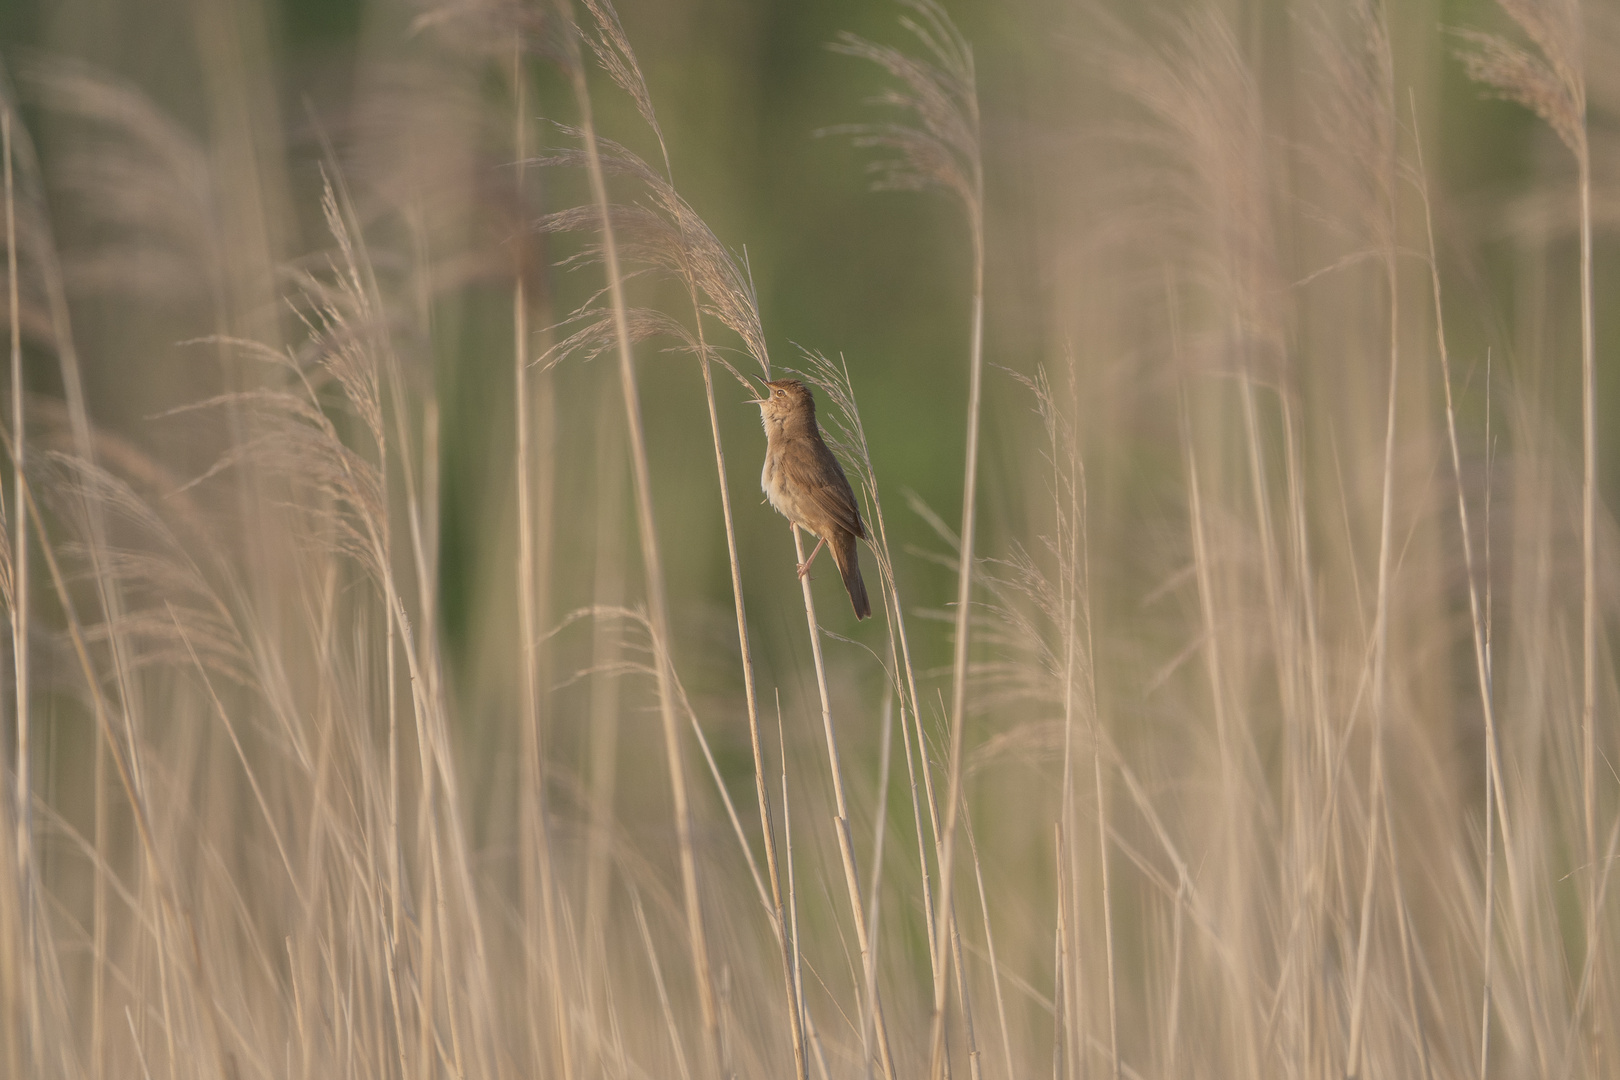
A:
[1,0,1617,1077]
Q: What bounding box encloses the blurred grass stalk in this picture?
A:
[2,0,1618,1078]
[4,101,36,1080]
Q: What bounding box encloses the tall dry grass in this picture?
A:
[2,0,1618,1078]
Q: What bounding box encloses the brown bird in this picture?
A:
[753,378,871,620]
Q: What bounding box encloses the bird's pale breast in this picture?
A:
[762,444,807,525]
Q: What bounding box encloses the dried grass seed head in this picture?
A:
[532,133,768,379]
[828,0,983,218]
[1456,0,1587,158]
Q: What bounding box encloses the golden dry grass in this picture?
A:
[2,0,1618,1078]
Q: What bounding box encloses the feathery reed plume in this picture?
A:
[20,59,221,307]
[571,1,808,1052]
[1457,1,1587,159]
[1018,360,1117,1080]
[1098,7,1282,377]
[830,5,984,1073]
[1459,4,1605,1067]
[1458,0,1596,915]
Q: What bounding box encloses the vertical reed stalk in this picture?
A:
[802,350,946,1078]
[559,5,803,1066]
[13,463,232,1077]
[513,40,573,1080]
[864,697,895,1074]
[1053,826,1072,1080]
[932,212,984,1080]
[1086,592,1118,1080]
[2,91,142,1080]
[1344,268,1397,1080]
[792,524,897,1080]
[854,453,937,998]
[1184,409,1251,1066]
[2,105,37,1080]
[1347,71,1402,1074]
[965,817,1013,1080]
[1575,92,1597,956]
[1057,390,1079,1080]
[1049,358,1116,1080]
[565,50,720,1075]
[583,373,625,1036]
[830,9,985,1068]
[1459,12,1598,1056]
[639,58,803,1073]
[779,711,812,1080]
[1065,364,1117,1080]
[1412,115,1511,1079]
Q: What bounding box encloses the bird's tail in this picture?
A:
[833,532,871,620]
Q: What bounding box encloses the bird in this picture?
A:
[753,378,871,620]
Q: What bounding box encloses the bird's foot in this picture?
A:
[796,535,828,579]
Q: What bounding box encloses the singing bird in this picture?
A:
[753,378,871,620]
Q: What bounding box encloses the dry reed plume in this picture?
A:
[1,0,1617,1078]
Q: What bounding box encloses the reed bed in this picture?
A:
[1,0,1617,1077]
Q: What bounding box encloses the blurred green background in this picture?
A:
[5,1,1619,1075]
[0,0,1611,713]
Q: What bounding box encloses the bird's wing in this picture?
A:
[783,434,867,540]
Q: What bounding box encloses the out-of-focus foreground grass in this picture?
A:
[1,0,1618,1077]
